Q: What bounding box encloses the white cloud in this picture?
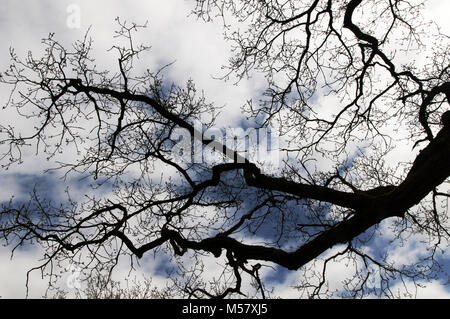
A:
[391,279,450,299]
[424,0,450,35]
[0,245,49,298]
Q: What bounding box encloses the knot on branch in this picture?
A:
[201,237,223,258]
[243,162,261,184]
[68,78,82,86]
[441,111,450,127]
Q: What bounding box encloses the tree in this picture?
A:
[0,0,449,298]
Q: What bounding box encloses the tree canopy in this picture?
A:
[1,0,449,298]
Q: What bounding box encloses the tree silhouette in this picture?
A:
[1,0,449,298]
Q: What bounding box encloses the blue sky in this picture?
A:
[0,0,450,298]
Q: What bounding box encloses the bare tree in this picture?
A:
[51,274,169,299]
[1,0,449,298]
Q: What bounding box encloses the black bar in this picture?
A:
[0,299,447,318]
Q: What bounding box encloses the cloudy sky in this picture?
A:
[0,0,449,298]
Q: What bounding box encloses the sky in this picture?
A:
[0,0,449,298]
